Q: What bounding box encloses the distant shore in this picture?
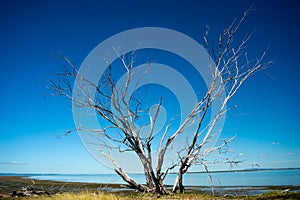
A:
[2,167,300,176]
[181,167,300,174]
[1,175,300,198]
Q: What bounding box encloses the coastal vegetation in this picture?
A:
[2,188,300,200]
[1,176,300,199]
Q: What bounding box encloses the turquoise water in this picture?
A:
[2,169,300,186]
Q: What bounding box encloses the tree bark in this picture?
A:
[172,171,184,193]
[115,168,150,192]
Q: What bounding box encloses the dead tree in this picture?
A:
[170,8,272,193]
[51,53,168,193]
[50,8,271,195]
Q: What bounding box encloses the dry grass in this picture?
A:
[22,192,216,200]
[1,177,300,200]
[25,191,119,200]
[2,191,300,200]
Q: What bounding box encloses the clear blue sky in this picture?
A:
[0,0,299,174]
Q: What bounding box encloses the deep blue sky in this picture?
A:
[0,0,299,174]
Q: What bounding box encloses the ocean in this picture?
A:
[2,169,300,187]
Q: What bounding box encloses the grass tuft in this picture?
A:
[27,191,119,200]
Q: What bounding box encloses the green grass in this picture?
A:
[249,190,300,200]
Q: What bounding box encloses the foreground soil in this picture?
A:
[0,176,300,199]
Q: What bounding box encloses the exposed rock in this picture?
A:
[10,186,50,197]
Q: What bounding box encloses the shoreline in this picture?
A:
[2,167,300,176]
[1,176,300,198]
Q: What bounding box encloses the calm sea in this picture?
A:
[2,169,300,187]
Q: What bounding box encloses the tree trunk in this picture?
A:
[178,173,184,193]
[151,171,166,194]
[172,171,184,193]
[144,170,154,189]
[114,168,149,192]
[156,176,167,194]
